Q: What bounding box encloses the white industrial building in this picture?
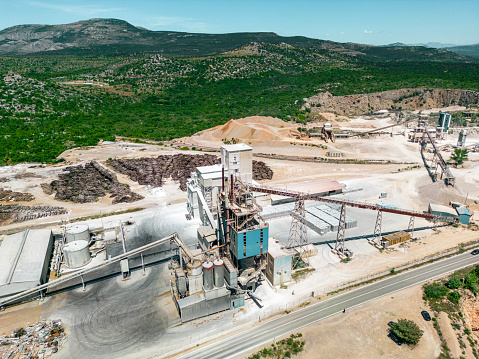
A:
[187,144,255,227]
[0,229,54,297]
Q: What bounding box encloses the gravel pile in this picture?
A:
[43,161,144,204]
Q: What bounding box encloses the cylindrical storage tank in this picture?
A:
[63,240,91,268]
[202,261,214,290]
[186,259,203,276]
[213,259,225,287]
[65,224,90,243]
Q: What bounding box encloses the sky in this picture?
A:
[0,0,478,46]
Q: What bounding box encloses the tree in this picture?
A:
[450,148,468,166]
[391,319,424,345]
[446,276,462,290]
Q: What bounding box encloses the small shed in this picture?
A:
[456,206,471,225]
[266,238,292,286]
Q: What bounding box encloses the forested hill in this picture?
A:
[0,18,475,62]
[0,20,478,166]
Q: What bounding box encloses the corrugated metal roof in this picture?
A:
[456,206,471,216]
[0,229,52,288]
[429,203,457,216]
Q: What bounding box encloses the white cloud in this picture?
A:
[29,1,125,16]
[364,30,373,34]
[340,32,345,35]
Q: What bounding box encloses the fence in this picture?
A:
[160,238,479,358]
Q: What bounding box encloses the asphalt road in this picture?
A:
[178,251,479,359]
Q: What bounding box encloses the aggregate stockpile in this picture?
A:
[0,204,68,225]
[42,161,144,204]
[0,188,35,202]
[108,154,273,191]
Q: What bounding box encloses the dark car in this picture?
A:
[388,332,403,346]
[421,310,431,321]
[388,321,396,328]
[472,249,479,255]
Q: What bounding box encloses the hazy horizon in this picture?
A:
[0,0,478,46]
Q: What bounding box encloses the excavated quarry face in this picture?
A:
[303,88,479,116]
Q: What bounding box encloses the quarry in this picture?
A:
[0,106,479,359]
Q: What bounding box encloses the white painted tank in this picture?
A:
[186,259,203,276]
[65,224,90,243]
[202,261,214,290]
[63,240,91,268]
[213,258,225,287]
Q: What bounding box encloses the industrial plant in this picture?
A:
[0,112,477,359]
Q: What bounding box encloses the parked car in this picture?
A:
[388,332,403,346]
[471,249,479,255]
[388,321,396,328]
[421,310,431,321]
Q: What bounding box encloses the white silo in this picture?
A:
[65,224,90,243]
[63,240,91,268]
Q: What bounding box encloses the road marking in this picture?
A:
[176,253,478,359]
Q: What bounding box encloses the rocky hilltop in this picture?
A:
[303,88,479,116]
[0,18,474,61]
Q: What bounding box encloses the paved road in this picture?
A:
[178,251,479,359]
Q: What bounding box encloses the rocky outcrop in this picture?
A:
[303,88,479,116]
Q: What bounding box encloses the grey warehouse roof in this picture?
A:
[0,229,53,297]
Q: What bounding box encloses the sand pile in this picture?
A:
[197,116,298,142]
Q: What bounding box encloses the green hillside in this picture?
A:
[0,38,478,165]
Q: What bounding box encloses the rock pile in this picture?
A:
[0,320,66,358]
[0,187,35,202]
[44,161,144,204]
[108,154,221,191]
[0,204,68,224]
[252,160,274,181]
[108,155,275,190]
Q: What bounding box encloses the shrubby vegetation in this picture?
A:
[1,42,478,165]
[390,319,424,345]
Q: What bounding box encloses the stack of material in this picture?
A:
[0,204,68,224]
[44,161,143,204]
[304,212,330,235]
[0,188,34,202]
[306,206,339,231]
[316,205,357,229]
[252,160,273,181]
[109,155,274,191]
[381,231,411,247]
[260,203,295,220]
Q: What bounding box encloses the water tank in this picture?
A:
[186,259,203,276]
[63,240,91,268]
[202,261,214,290]
[65,224,90,243]
[213,259,225,287]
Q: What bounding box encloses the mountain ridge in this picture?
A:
[0,18,475,62]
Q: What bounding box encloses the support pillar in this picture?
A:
[335,204,346,255]
[408,216,415,239]
[373,210,383,245]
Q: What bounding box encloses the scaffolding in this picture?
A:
[287,198,309,269]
